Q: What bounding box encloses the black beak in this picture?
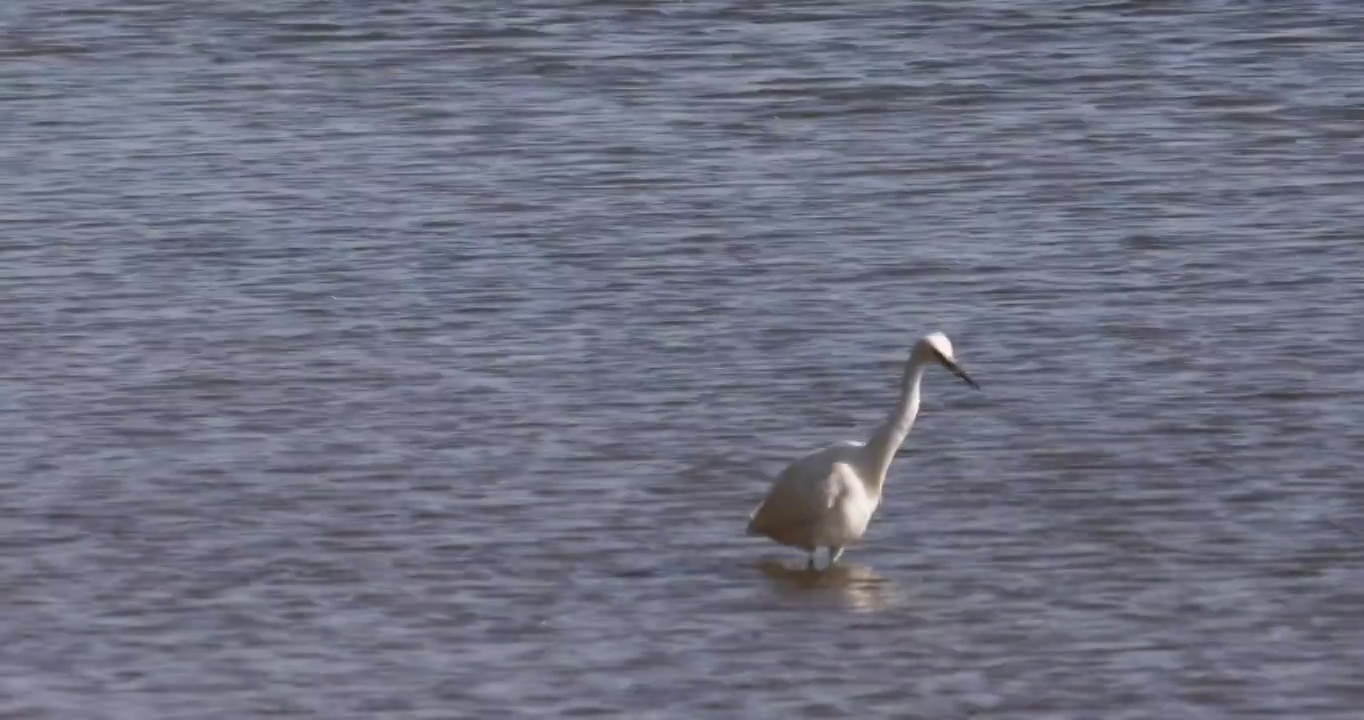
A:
[937,353,980,390]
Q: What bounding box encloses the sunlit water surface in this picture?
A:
[2,1,1362,717]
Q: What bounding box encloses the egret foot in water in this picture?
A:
[802,547,845,572]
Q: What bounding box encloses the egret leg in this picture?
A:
[829,546,844,565]
[806,552,816,571]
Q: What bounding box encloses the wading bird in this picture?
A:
[746,332,979,570]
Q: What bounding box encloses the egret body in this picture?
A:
[746,332,979,570]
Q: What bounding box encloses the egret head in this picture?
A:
[916,332,979,390]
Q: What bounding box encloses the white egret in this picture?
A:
[746,332,979,570]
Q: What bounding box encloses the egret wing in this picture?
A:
[747,459,853,538]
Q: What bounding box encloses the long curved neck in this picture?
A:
[862,355,927,496]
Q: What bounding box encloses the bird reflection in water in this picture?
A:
[755,559,899,612]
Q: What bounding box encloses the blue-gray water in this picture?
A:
[3,1,1362,717]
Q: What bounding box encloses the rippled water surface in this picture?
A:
[3,1,1363,717]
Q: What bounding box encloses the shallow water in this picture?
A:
[2,1,1363,717]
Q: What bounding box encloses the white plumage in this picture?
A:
[746,332,979,570]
